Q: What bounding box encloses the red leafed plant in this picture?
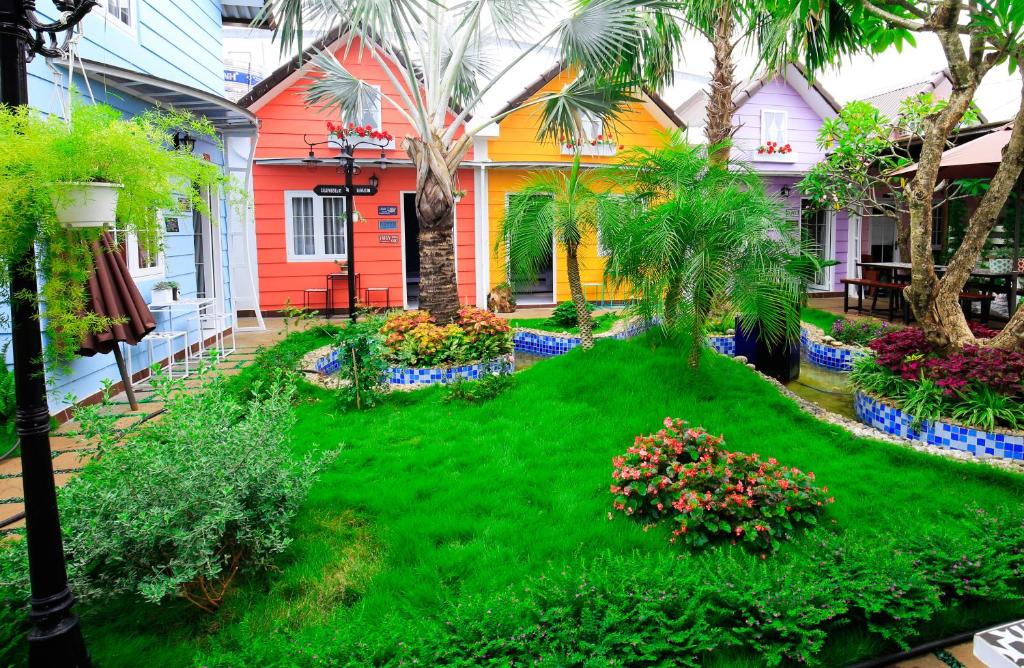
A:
[326,121,394,144]
[611,418,833,551]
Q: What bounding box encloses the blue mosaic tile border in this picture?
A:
[512,319,653,356]
[800,328,867,372]
[855,391,1024,461]
[707,335,736,356]
[387,354,515,386]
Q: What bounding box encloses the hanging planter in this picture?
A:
[51,181,123,228]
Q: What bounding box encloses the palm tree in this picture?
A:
[500,152,616,349]
[258,0,682,323]
[602,132,818,368]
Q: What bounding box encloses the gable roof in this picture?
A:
[237,31,466,117]
[494,63,687,129]
[863,70,949,117]
[675,62,841,129]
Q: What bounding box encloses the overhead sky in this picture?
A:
[225,24,1022,123]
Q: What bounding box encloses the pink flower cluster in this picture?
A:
[757,141,792,155]
[326,121,394,143]
[610,418,833,551]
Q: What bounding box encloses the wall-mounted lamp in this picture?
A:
[780,185,792,198]
[369,173,379,189]
[172,131,196,153]
[301,148,318,167]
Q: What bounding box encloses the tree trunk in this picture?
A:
[564,241,594,349]
[663,274,683,333]
[407,137,466,324]
[704,0,735,166]
[688,291,709,369]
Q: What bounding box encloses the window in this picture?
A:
[99,0,135,33]
[580,112,603,141]
[112,225,165,280]
[351,87,382,129]
[761,109,788,147]
[284,192,347,261]
[931,203,946,250]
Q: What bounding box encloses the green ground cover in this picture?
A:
[508,311,620,335]
[51,330,1024,666]
[801,307,843,332]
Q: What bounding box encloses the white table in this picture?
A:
[148,297,216,360]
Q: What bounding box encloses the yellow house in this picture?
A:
[477,65,685,306]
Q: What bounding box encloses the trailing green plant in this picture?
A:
[0,342,14,434]
[329,314,390,410]
[0,101,240,368]
[951,384,1024,432]
[849,355,913,400]
[59,364,335,611]
[443,372,515,404]
[547,299,595,329]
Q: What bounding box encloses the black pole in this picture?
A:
[0,0,90,665]
[344,146,357,322]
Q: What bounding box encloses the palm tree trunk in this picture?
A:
[688,291,709,369]
[565,241,594,349]
[407,138,464,324]
[704,0,735,166]
[663,274,683,333]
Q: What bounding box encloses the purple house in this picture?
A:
[676,63,849,294]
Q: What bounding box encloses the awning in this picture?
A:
[894,123,1013,180]
[70,59,258,132]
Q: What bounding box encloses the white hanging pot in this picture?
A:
[51,181,123,228]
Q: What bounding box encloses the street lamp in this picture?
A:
[0,1,98,666]
[303,133,388,322]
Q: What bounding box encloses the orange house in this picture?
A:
[239,36,477,313]
[479,65,686,305]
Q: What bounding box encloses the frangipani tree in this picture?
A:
[602,133,819,368]
[258,0,682,323]
[500,152,617,349]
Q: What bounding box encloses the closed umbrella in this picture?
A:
[78,231,157,410]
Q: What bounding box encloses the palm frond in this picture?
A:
[304,50,382,121]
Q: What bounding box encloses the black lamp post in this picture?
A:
[0,1,97,666]
[303,133,387,322]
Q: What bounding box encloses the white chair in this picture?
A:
[146,331,190,379]
[198,309,236,360]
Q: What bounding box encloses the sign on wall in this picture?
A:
[378,205,398,216]
[164,217,181,233]
[378,234,399,245]
[378,220,398,230]
[314,184,378,197]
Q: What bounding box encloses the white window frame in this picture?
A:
[760,109,789,148]
[97,0,137,38]
[111,224,165,280]
[326,86,396,150]
[284,190,349,262]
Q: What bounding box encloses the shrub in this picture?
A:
[329,315,390,410]
[0,343,14,435]
[0,538,28,666]
[443,372,515,404]
[829,318,891,346]
[547,300,594,328]
[611,418,833,550]
[59,366,335,611]
[951,384,1024,432]
[382,307,511,368]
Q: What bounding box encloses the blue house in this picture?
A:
[13,1,263,416]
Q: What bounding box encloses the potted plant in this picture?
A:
[0,102,242,367]
[152,281,178,304]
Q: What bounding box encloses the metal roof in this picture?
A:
[222,1,266,26]
[76,59,258,132]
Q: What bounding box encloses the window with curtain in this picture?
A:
[290,196,316,256]
[761,109,788,147]
[323,197,346,255]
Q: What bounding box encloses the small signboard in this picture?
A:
[974,620,1024,667]
[378,205,398,216]
[313,184,378,197]
[164,217,181,233]
[378,234,399,245]
[378,220,398,230]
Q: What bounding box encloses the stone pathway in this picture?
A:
[0,319,288,534]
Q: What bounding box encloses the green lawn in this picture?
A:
[508,311,620,334]
[801,306,843,332]
[75,331,1024,667]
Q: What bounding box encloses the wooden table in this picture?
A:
[857,262,1018,316]
[326,272,361,318]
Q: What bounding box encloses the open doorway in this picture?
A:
[506,193,554,305]
[402,192,420,308]
[801,199,833,291]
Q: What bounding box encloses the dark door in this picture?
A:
[403,192,420,306]
[507,193,553,303]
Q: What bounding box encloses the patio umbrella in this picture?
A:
[78,231,157,410]
[893,123,1013,180]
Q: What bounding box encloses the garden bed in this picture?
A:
[65,330,1024,668]
[302,344,514,389]
[800,324,869,372]
[513,317,650,356]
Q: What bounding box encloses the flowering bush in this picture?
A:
[611,418,833,551]
[327,120,393,144]
[381,307,512,368]
[829,318,892,346]
[560,134,623,151]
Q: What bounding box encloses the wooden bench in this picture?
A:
[841,278,906,321]
[959,292,995,322]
